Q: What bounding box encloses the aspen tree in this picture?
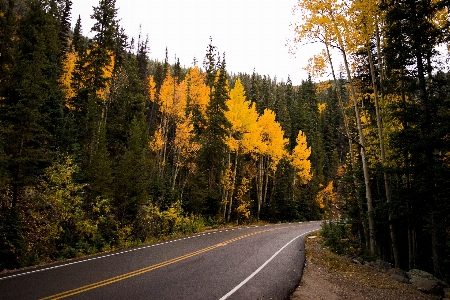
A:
[224,79,259,221]
[292,0,376,254]
[291,130,312,185]
[254,109,288,219]
[350,0,399,267]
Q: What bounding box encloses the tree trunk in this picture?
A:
[263,161,270,205]
[326,8,376,255]
[340,42,376,256]
[227,150,239,222]
[367,41,399,267]
[324,41,369,250]
[256,156,264,220]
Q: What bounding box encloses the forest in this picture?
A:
[0,0,449,283]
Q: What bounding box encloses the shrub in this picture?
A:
[321,221,351,255]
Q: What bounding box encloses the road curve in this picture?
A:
[0,221,321,300]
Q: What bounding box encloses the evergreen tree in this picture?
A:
[91,0,119,50]
[201,52,231,213]
[273,81,291,145]
[136,32,149,83]
[56,0,72,57]
[73,0,122,201]
[72,15,86,55]
[384,0,450,275]
[114,116,149,227]
[0,0,62,207]
[203,37,218,91]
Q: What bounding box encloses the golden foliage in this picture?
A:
[316,181,337,216]
[59,51,78,108]
[96,51,115,101]
[149,126,164,153]
[318,103,327,114]
[184,66,210,115]
[147,75,156,102]
[158,70,187,120]
[305,50,328,79]
[235,177,252,220]
[174,115,201,167]
[316,80,333,94]
[291,130,313,184]
[221,163,234,193]
[256,109,288,170]
[225,78,261,153]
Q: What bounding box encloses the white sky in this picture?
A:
[71,0,325,85]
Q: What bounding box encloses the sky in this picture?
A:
[71,0,325,86]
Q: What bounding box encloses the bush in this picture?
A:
[321,221,351,255]
[133,200,206,242]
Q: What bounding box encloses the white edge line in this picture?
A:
[219,232,306,300]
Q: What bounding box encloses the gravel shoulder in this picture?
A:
[290,235,440,300]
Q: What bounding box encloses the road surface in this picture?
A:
[0,221,321,299]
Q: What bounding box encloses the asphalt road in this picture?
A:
[0,221,321,300]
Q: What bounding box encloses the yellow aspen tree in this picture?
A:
[304,50,328,80]
[147,75,156,102]
[291,130,312,185]
[235,177,252,223]
[292,0,376,255]
[185,66,209,113]
[59,50,78,109]
[155,70,187,170]
[149,126,164,153]
[95,51,115,103]
[184,66,210,132]
[254,109,288,220]
[172,115,201,192]
[156,71,174,168]
[158,70,186,119]
[223,78,260,221]
[350,0,400,266]
[306,32,371,251]
[315,181,337,219]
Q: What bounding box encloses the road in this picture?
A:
[0,221,321,300]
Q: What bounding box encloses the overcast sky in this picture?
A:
[71,0,325,85]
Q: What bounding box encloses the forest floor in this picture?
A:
[290,234,442,300]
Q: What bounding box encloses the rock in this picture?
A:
[370,260,392,272]
[356,257,364,263]
[389,268,407,277]
[391,274,409,284]
[351,257,363,265]
[389,268,408,283]
[407,269,447,296]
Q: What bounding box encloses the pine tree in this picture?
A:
[72,15,86,55]
[114,116,149,227]
[201,51,231,213]
[384,0,450,275]
[137,32,149,83]
[57,0,72,57]
[203,37,218,91]
[0,0,62,208]
[73,0,122,201]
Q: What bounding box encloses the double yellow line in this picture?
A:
[40,226,287,300]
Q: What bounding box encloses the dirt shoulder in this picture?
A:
[290,235,439,300]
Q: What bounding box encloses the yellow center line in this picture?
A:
[40,226,292,300]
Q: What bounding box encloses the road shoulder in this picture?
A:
[290,236,437,300]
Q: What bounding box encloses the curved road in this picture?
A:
[0,221,321,300]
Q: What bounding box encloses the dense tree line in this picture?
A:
[292,0,450,281]
[0,0,343,270]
